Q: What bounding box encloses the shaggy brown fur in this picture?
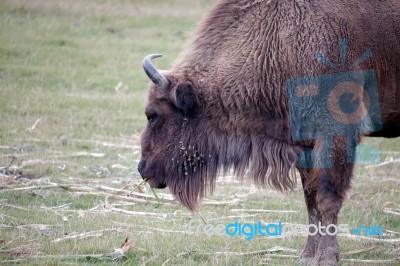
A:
[139,0,400,265]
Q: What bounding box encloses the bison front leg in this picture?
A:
[313,138,354,266]
[298,168,321,264]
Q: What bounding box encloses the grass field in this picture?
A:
[0,0,399,265]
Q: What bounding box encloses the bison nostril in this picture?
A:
[138,159,146,177]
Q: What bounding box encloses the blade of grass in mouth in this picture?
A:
[129,179,161,205]
[130,178,148,194]
[150,186,160,204]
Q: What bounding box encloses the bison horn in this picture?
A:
[143,54,169,90]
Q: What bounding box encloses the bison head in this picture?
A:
[138,54,300,211]
[138,54,207,210]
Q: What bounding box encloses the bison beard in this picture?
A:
[166,131,299,211]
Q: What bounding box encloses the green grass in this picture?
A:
[0,0,399,265]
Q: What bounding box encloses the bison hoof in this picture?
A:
[312,244,339,265]
[298,249,315,265]
[298,256,314,265]
[312,257,338,266]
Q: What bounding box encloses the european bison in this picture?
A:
[138,0,400,264]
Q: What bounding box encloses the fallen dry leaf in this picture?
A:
[119,237,135,253]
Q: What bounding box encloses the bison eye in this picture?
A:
[147,113,158,123]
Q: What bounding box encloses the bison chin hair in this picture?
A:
[164,131,300,211]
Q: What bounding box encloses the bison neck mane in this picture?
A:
[172,0,291,116]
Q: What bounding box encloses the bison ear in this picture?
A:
[175,82,198,114]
